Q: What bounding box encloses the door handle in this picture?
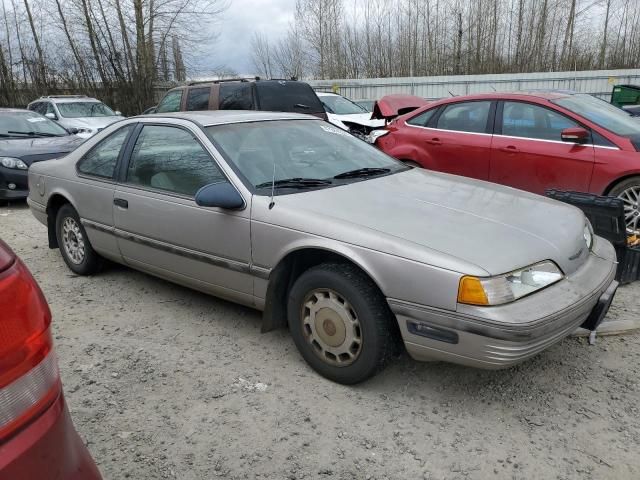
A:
[500,145,520,153]
[113,198,128,209]
[426,137,442,145]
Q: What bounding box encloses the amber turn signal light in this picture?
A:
[457,276,489,306]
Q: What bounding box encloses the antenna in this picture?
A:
[490,86,497,92]
[268,162,276,210]
[448,90,456,97]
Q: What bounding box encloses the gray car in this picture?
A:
[26,111,618,384]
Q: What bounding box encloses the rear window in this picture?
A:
[256,81,324,114]
[219,83,254,110]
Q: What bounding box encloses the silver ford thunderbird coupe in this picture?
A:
[27,111,618,384]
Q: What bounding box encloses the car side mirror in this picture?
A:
[195,182,244,209]
[45,112,57,120]
[115,110,122,116]
[561,127,589,144]
[67,127,80,135]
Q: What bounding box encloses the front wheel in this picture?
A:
[55,204,103,275]
[608,176,640,234]
[287,263,396,384]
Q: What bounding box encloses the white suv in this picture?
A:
[27,95,124,138]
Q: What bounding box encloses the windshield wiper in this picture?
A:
[294,103,310,110]
[7,131,63,137]
[255,177,332,189]
[333,167,391,179]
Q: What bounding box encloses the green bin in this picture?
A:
[611,84,640,107]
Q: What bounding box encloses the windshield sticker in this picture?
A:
[27,117,46,122]
[320,125,351,137]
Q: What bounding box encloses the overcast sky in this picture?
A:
[192,0,295,76]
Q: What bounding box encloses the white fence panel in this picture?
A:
[308,69,640,101]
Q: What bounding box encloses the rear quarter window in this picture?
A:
[77,125,134,179]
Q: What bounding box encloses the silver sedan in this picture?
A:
[27,111,618,384]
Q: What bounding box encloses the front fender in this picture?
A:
[383,138,434,167]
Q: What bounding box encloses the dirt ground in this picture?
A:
[2,201,639,480]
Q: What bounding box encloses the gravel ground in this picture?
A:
[2,201,640,480]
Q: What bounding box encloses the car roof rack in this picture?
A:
[39,95,89,99]
[187,77,260,86]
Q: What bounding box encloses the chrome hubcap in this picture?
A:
[62,217,85,264]
[301,289,362,366]
[618,186,640,234]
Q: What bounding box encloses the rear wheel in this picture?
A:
[287,263,395,384]
[55,204,103,275]
[609,176,640,234]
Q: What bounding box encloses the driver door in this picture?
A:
[113,122,253,302]
[490,101,595,194]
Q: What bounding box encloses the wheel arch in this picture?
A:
[602,173,640,195]
[45,192,75,248]
[387,142,431,168]
[261,246,388,333]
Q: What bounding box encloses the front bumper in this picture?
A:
[0,166,28,200]
[390,237,618,369]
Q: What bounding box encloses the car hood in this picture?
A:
[372,95,430,120]
[327,113,385,128]
[0,135,84,165]
[59,116,123,130]
[272,168,590,276]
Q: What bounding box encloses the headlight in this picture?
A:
[0,157,28,170]
[457,260,564,306]
[584,220,593,250]
[366,129,390,144]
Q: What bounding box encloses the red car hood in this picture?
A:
[372,95,430,120]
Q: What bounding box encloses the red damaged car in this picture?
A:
[0,239,101,479]
[371,91,640,233]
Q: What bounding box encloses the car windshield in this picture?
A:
[206,120,405,193]
[552,94,640,137]
[0,111,69,137]
[57,102,117,118]
[321,95,368,115]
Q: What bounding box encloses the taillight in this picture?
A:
[0,250,60,441]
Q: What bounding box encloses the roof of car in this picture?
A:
[46,97,102,103]
[137,110,318,126]
[316,92,339,97]
[444,90,578,101]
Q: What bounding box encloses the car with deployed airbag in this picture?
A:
[26,111,618,384]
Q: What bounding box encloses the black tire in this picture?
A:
[287,263,396,384]
[55,204,103,275]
